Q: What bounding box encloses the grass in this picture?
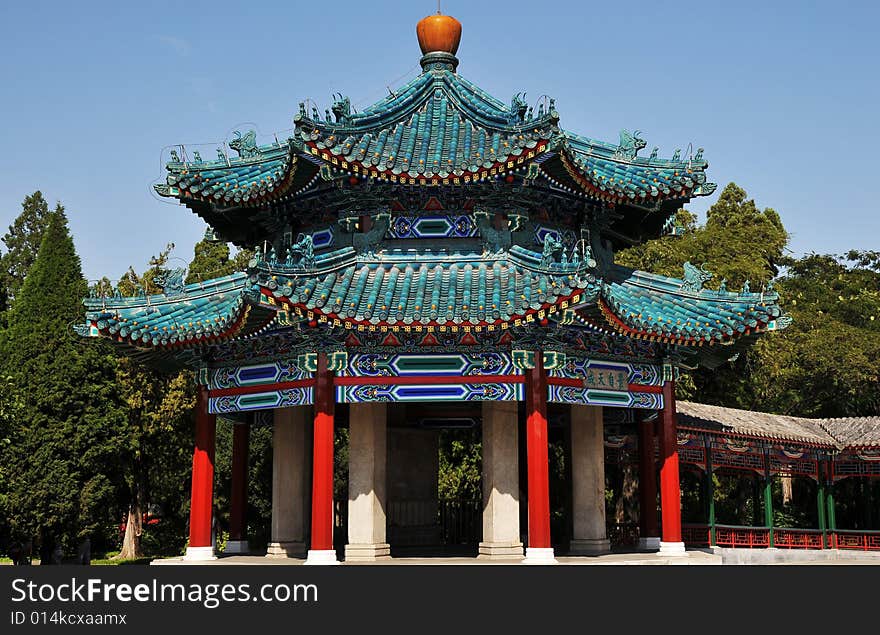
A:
[89,557,153,566]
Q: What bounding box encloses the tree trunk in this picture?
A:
[117,504,143,560]
[622,464,639,523]
[781,475,793,505]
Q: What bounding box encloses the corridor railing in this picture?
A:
[831,529,880,551]
[682,523,880,551]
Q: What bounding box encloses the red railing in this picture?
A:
[682,524,880,551]
[713,525,771,548]
[773,528,824,549]
[831,530,880,551]
[681,524,711,547]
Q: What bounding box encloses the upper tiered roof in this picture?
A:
[155,13,715,247]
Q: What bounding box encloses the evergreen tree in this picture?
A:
[0,208,124,561]
[617,182,788,290]
[185,228,252,285]
[1,191,53,311]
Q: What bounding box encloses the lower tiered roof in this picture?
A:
[80,245,787,370]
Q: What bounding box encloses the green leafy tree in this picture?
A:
[617,182,788,290]
[113,235,257,559]
[0,208,124,561]
[110,244,195,559]
[438,429,481,501]
[617,182,789,403]
[745,251,880,417]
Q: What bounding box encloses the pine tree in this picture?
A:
[0,208,124,561]
[185,228,252,285]
[1,191,53,310]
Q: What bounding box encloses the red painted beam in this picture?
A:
[310,353,335,552]
[188,387,216,548]
[209,378,315,398]
[659,379,682,543]
[228,417,250,542]
[525,352,552,549]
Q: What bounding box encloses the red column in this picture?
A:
[188,386,216,550]
[659,379,682,544]
[638,413,659,540]
[525,351,552,550]
[229,416,251,543]
[310,353,335,553]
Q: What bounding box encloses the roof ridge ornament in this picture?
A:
[613,129,647,161]
[229,130,260,159]
[417,11,462,72]
[681,261,713,293]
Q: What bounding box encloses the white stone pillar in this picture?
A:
[570,405,611,555]
[478,401,523,559]
[266,407,308,558]
[345,402,391,561]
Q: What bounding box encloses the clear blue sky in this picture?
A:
[1,0,877,283]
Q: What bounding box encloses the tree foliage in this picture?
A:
[618,182,879,418]
[743,251,880,417]
[0,208,124,558]
[185,234,252,285]
[1,191,53,312]
[617,182,788,290]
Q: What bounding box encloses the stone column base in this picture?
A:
[522,547,558,564]
[184,546,217,561]
[224,540,249,555]
[477,541,524,560]
[638,536,661,550]
[569,538,611,555]
[305,549,340,565]
[657,541,688,556]
[344,543,391,562]
[265,541,306,558]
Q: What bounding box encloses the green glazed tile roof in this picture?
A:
[298,70,553,180]
[596,266,785,345]
[156,67,712,206]
[161,144,301,206]
[251,244,596,326]
[81,273,274,348]
[558,132,716,204]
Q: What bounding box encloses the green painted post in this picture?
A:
[706,443,715,546]
[763,449,774,547]
[826,481,837,533]
[825,460,837,547]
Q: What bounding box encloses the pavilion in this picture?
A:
[78,12,810,563]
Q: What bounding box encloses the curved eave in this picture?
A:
[266,286,589,332]
[157,141,322,208]
[544,138,715,206]
[80,274,277,351]
[595,270,784,346]
[249,248,596,330]
[303,138,549,186]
